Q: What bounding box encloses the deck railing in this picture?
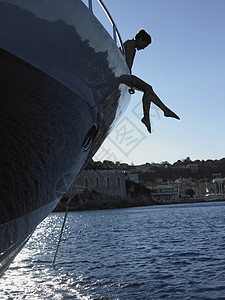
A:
[83,0,125,54]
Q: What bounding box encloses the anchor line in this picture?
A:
[52,181,76,267]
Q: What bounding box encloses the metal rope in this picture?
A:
[52,181,76,267]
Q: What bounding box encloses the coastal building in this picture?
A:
[124,171,139,183]
[174,178,199,197]
[72,167,224,205]
[212,178,225,194]
[150,183,179,203]
[74,169,127,197]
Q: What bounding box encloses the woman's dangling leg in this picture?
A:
[141,90,152,133]
[149,89,180,119]
[131,75,180,133]
[131,75,153,133]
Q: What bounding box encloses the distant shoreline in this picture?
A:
[54,194,225,212]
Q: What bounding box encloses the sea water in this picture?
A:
[1,202,225,299]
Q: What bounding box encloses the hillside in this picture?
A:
[85,157,225,183]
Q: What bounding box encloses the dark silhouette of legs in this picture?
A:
[131,75,180,133]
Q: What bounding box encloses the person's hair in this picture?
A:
[135,29,152,44]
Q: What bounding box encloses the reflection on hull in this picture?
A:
[0,0,130,276]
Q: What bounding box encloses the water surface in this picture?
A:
[1,202,225,299]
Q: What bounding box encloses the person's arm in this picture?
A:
[123,40,136,73]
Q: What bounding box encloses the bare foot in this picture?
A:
[164,108,180,120]
[141,117,151,133]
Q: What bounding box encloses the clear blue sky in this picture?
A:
[92,0,225,165]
